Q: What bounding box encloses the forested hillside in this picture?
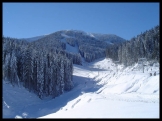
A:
[3,25,158,100]
[31,31,82,65]
[2,30,126,99]
[23,30,126,63]
[3,37,74,99]
[62,30,109,62]
[106,25,159,66]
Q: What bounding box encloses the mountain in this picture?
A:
[20,35,47,42]
[91,33,126,44]
[21,30,126,44]
[27,30,126,63]
[3,26,159,118]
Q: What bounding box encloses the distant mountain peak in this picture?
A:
[19,30,126,45]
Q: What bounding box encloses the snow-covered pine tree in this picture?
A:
[60,56,65,94]
[10,51,19,86]
[3,53,11,82]
[32,50,38,93]
[64,59,73,91]
[37,51,45,99]
[23,46,33,91]
[43,51,50,97]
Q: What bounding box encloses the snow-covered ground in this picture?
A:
[60,34,79,54]
[3,58,159,118]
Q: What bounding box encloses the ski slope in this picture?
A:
[60,34,79,54]
[3,58,159,118]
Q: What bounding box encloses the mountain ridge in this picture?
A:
[21,30,126,44]
[25,30,126,63]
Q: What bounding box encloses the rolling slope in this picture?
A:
[3,57,159,118]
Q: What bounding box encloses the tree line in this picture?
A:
[106,25,159,66]
[3,37,74,99]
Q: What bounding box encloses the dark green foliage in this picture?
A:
[3,37,74,99]
[106,25,159,67]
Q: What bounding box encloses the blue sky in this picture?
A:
[3,2,159,40]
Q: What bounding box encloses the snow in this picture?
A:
[61,33,72,39]
[65,43,78,53]
[60,34,79,53]
[91,33,126,44]
[18,30,126,46]
[3,58,159,118]
[40,93,158,118]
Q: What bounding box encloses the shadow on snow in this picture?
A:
[20,75,102,118]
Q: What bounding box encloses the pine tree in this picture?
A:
[10,51,19,86]
[23,46,33,91]
[37,51,45,99]
[60,57,65,94]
